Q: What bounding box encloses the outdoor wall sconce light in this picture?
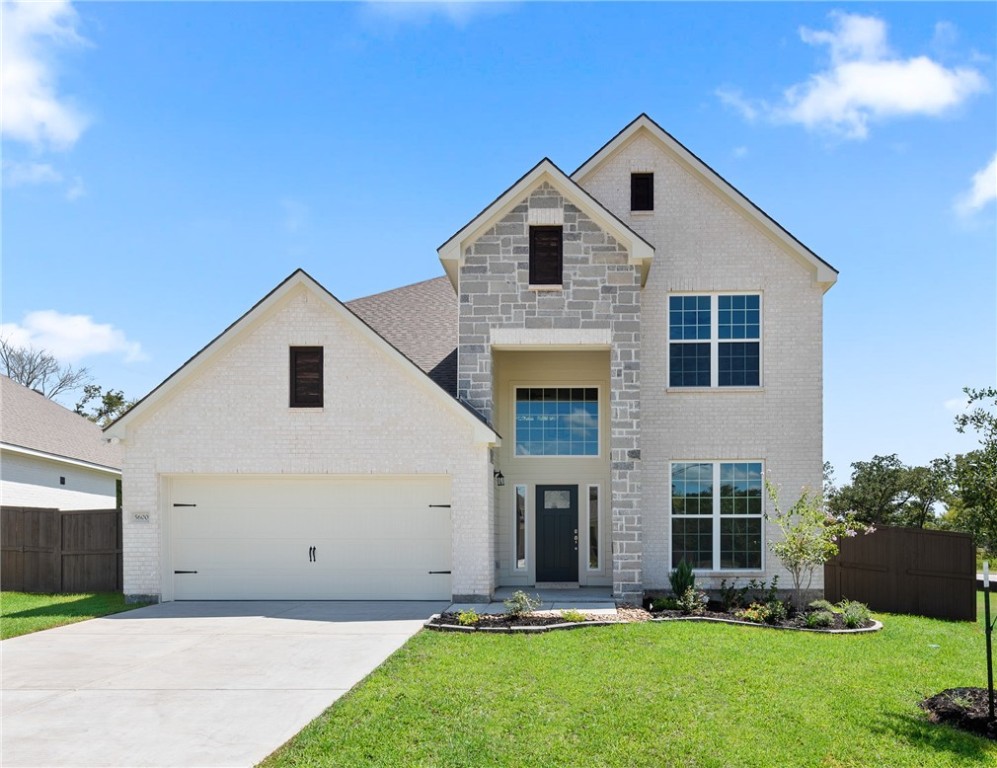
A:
[494,470,505,487]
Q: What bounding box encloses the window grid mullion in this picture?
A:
[712,462,721,570]
[710,296,718,388]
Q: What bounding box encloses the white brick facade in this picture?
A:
[115,115,833,603]
[115,281,495,601]
[577,128,828,590]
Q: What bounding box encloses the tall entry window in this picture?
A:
[515,387,599,456]
[587,485,600,570]
[515,485,527,570]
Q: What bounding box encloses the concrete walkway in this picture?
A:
[1,600,447,768]
[449,586,618,615]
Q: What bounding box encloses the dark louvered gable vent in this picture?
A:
[290,347,323,407]
[529,226,563,285]
[631,173,654,211]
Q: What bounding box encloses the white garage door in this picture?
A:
[169,475,452,600]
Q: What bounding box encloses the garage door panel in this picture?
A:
[169,476,451,600]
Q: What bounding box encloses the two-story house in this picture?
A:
[107,115,836,603]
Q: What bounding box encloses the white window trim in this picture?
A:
[586,483,601,572]
[514,484,528,571]
[512,384,603,459]
[668,460,766,574]
[667,292,763,389]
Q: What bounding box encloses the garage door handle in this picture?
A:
[308,546,316,562]
[428,570,451,575]
[174,570,198,574]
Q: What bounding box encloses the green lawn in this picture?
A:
[1,592,147,639]
[262,593,995,768]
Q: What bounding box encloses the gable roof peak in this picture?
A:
[437,156,654,287]
[572,113,838,290]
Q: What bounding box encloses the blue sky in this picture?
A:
[2,1,995,481]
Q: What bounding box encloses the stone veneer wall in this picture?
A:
[457,183,643,599]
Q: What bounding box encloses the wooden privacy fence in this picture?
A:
[1,506,122,593]
[824,525,976,621]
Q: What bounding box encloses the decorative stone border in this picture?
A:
[424,614,619,634]
[651,616,883,634]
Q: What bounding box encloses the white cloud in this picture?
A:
[716,87,760,122]
[358,1,513,31]
[65,175,85,200]
[955,152,997,215]
[2,160,62,187]
[0,311,145,364]
[732,146,749,159]
[1,0,89,150]
[719,12,988,140]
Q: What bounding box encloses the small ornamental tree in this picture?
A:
[765,480,871,610]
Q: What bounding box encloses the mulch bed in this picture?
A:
[920,688,997,740]
[428,611,620,632]
[649,607,876,632]
[428,604,876,633]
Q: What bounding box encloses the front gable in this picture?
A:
[105,271,498,448]
[438,159,654,288]
[572,115,838,292]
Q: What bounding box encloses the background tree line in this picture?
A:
[1,338,135,427]
[826,387,997,556]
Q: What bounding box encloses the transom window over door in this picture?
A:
[669,294,761,387]
[671,461,763,571]
[529,226,563,285]
[290,347,323,407]
[515,387,598,456]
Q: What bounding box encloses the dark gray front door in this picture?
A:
[536,485,578,582]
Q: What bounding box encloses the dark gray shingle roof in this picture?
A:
[1,375,122,470]
[347,276,458,395]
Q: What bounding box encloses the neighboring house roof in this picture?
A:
[0,375,122,473]
[571,113,839,291]
[347,276,457,395]
[104,270,497,443]
[437,157,655,288]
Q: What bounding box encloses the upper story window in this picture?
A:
[668,294,761,388]
[529,226,563,286]
[290,347,323,407]
[515,387,598,456]
[631,173,654,211]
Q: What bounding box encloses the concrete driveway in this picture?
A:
[1,600,446,768]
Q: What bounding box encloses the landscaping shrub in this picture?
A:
[669,560,695,597]
[503,590,542,617]
[560,609,586,623]
[808,599,836,613]
[735,603,769,623]
[719,579,750,611]
[650,596,681,612]
[840,599,871,628]
[764,599,788,624]
[457,609,479,626]
[677,587,708,615]
[805,610,834,628]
